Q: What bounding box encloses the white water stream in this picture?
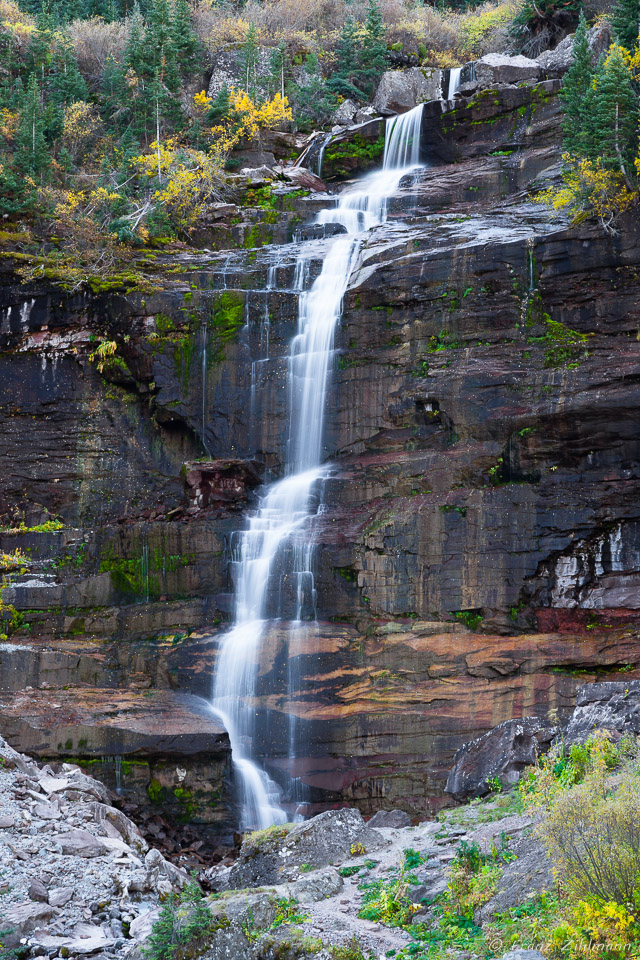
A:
[447,67,462,101]
[211,104,425,830]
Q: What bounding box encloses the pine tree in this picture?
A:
[15,75,50,179]
[49,37,88,108]
[206,83,231,124]
[611,0,640,51]
[326,18,365,100]
[590,46,637,182]
[358,0,386,99]
[171,0,201,76]
[268,41,286,99]
[241,22,260,100]
[292,53,337,131]
[559,10,595,157]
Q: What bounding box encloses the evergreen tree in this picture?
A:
[171,0,201,75]
[49,38,87,108]
[292,53,337,130]
[559,10,594,156]
[268,41,286,99]
[590,46,637,181]
[240,22,260,100]
[611,0,640,51]
[326,18,365,100]
[15,75,50,178]
[206,83,231,124]
[359,0,386,99]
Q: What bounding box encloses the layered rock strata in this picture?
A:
[1,75,640,823]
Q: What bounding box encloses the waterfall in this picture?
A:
[447,67,463,101]
[211,104,425,831]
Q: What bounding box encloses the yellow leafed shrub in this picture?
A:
[540,154,636,234]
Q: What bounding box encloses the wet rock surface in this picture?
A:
[445,718,557,801]
[1,73,640,825]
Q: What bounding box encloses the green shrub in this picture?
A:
[403,848,426,870]
[142,879,215,960]
[539,767,640,905]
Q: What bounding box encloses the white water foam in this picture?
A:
[212,104,425,830]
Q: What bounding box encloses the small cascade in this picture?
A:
[314,133,333,178]
[141,537,150,604]
[201,316,211,457]
[447,67,463,101]
[211,104,425,831]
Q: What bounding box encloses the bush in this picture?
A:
[539,769,640,905]
[142,879,215,960]
[67,17,130,87]
[509,0,580,56]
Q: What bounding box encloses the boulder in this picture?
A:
[536,23,611,78]
[475,53,541,86]
[367,809,411,828]
[28,877,49,902]
[183,459,263,511]
[59,828,110,858]
[207,45,273,99]
[354,105,378,124]
[445,717,557,800]
[48,886,74,907]
[92,802,149,855]
[141,847,190,892]
[2,902,56,947]
[287,867,344,903]
[333,99,358,125]
[227,808,385,888]
[209,889,281,929]
[373,67,441,115]
[478,838,555,923]
[278,165,327,192]
[562,681,640,745]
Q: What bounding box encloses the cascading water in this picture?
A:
[211,104,425,830]
[447,67,463,101]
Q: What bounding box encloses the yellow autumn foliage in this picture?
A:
[152,150,226,236]
[0,0,35,48]
[193,90,213,115]
[62,101,100,161]
[209,88,292,153]
[540,154,636,234]
[0,107,18,140]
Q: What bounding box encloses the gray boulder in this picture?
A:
[562,681,640,745]
[367,809,412,828]
[207,45,273,99]
[2,902,56,947]
[226,808,385,888]
[28,878,49,903]
[373,67,441,115]
[501,952,545,960]
[537,23,611,78]
[475,53,541,86]
[477,838,555,923]
[59,828,110,858]
[354,105,378,124]
[48,887,73,907]
[288,867,344,902]
[445,717,556,800]
[332,99,358,125]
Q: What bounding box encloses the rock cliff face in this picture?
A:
[1,75,640,828]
